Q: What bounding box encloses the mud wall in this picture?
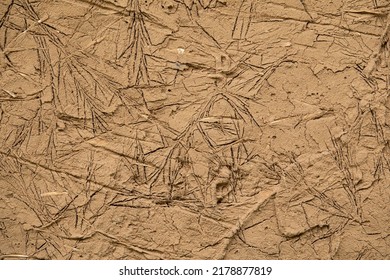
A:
[0,0,390,259]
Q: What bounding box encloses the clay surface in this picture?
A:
[1,0,390,259]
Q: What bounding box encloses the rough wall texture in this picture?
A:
[0,0,390,260]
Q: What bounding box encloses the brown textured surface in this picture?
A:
[0,0,390,260]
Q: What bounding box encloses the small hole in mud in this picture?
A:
[217,198,223,204]
[216,181,228,189]
[168,89,171,92]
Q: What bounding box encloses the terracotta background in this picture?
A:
[1,0,390,259]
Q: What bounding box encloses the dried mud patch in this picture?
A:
[1,0,390,259]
